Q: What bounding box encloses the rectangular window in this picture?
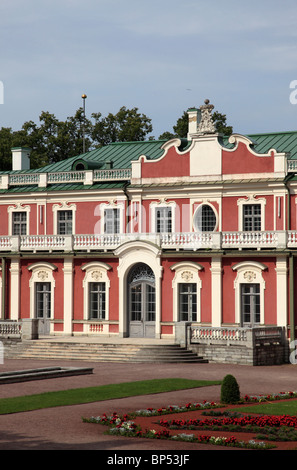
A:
[35,282,51,319]
[156,207,172,233]
[104,208,120,234]
[241,283,260,326]
[89,282,106,320]
[178,283,197,322]
[57,210,73,234]
[12,212,27,235]
[243,204,261,231]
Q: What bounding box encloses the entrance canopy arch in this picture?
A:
[115,240,163,338]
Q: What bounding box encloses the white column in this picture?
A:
[275,256,288,327]
[10,259,20,320]
[211,256,222,327]
[63,257,73,335]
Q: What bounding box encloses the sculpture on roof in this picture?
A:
[197,99,216,134]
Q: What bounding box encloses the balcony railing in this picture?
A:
[0,230,295,252]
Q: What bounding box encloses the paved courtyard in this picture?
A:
[0,358,297,450]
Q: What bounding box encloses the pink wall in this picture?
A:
[222,143,274,175]
[141,146,190,178]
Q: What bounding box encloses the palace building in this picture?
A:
[1,99,297,364]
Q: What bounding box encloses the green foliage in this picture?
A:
[0,104,232,170]
[159,109,233,139]
[220,374,240,404]
[0,106,153,170]
[91,106,153,146]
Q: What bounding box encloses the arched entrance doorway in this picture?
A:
[128,263,155,337]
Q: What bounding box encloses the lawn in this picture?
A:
[0,378,221,415]
[232,399,297,416]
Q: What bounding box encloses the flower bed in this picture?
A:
[82,391,297,450]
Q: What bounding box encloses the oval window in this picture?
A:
[194,204,217,232]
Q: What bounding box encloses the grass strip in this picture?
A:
[0,378,221,415]
[231,400,297,416]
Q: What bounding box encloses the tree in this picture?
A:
[10,109,93,168]
[1,106,152,169]
[159,109,233,139]
[0,127,15,170]
[91,106,153,146]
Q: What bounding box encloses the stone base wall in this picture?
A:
[189,341,289,366]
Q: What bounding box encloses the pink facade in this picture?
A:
[1,100,297,353]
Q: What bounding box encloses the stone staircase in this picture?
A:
[4,340,208,364]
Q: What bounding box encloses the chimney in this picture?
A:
[187,107,200,139]
[11,147,31,171]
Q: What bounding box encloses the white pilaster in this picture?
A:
[275,257,288,327]
[63,257,73,335]
[10,259,20,320]
[211,256,222,327]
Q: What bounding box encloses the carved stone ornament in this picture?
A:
[91,270,103,281]
[181,271,193,282]
[37,270,49,281]
[197,99,216,134]
[243,270,256,282]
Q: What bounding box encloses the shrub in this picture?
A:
[220,374,240,404]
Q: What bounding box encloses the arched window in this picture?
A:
[194,204,217,232]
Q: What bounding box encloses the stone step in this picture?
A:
[4,341,208,363]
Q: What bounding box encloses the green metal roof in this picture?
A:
[2,132,297,195]
[222,131,297,160]
[36,140,168,173]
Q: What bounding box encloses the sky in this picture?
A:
[1,0,297,139]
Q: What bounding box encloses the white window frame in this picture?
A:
[8,203,30,236]
[193,203,218,232]
[170,262,203,323]
[237,196,266,231]
[232,261,267,326]
[101,202,125,234]
[52,202,76,235]
[28,262,57,321]
[81,262,111,322]
[150,201,176,233]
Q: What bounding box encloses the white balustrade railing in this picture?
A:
[73,234,125,251]
[161,232,220,250]
[20,235,70,251]
[0,168,132,189]
[190,326,284,346]
[191,326,248,343]
[288,160,297,172]
[93,168,132,181]
[222,231,280,248]
[47,171,85,183]
[0,321,22,337]
[0,230,296,252]
[9,173,40,185]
